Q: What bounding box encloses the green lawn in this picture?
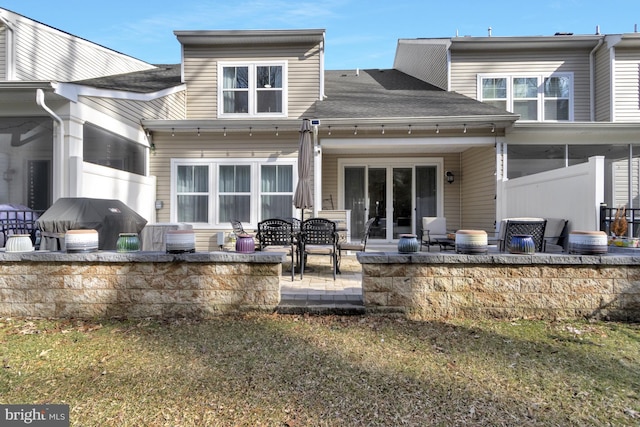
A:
[1,314,639,426]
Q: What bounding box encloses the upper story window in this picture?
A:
[479,73,573,121]
[219,62,287,117]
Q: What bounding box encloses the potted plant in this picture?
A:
[609,206,639,247]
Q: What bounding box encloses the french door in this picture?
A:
[342,160,441,241]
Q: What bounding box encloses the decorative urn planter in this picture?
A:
[235,234,256,253]
[116,233,141,252]
[508,234,535,254]
[569,231,608,254]
[455,230,488,254]
[5,234,34,253]
[397,234,420,253]
[65,229,99,253]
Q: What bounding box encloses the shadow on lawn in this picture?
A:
[75,315,639,426]
[3,315,637,425]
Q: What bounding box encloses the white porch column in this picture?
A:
[65,117,84,197]
[313,144,322,218]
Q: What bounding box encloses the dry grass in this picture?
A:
[1,314,639,426]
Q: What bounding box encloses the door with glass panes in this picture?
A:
[343,163,439,242]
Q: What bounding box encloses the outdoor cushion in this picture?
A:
[304,245,335,255]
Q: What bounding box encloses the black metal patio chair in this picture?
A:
[257,219,296,281]
[499,218,547,252]
[299,218,338,280]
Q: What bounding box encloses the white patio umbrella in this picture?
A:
[293,118,313,221]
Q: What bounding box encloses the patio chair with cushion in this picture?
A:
[420,217,448,251]
[257,219,296,281]
[498,218,547,252]
[300,218,338,280]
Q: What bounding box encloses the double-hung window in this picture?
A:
[219,62,287,117]
[479,73,573,121]
[172,159,295,227]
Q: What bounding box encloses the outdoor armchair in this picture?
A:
[420,217,448,251]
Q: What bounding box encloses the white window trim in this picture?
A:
[170,158,297,228]
[477,73,574,122]
[217,61,288,118]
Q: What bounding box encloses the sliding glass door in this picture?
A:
[343,162,439,241]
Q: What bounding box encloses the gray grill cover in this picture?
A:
[36,198,147,250]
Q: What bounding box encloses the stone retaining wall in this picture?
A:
[357,252,640,321]
[0,251,284,319]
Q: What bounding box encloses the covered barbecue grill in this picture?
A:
[36,198,147,250]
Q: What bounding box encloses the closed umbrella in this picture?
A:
[293,118,313,221]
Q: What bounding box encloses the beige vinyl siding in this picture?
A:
[393,39,449,89]
[612,158,640,208]
[451,49,593,121]
[9,11,153,81]
[594,44,611,121]
[80,92,186,128]
[183,45,321,119]
[461,146,496,233]
[613,47,640,122]
[0,25,5,80]
[150,132,300,251]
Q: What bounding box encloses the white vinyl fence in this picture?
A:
[499,156,604,232]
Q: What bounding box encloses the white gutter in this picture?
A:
[0,13,15,80]
[36,88,65,201]
[589,37,604,121]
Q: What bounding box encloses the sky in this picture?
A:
[2,1,640,70]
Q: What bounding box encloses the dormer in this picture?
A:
[174,29,325,120]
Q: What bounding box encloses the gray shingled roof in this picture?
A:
[309,69,514,119]
[72,64,182,93]
[73,65,515,121]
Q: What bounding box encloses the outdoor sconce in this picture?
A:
[446,171,455,184]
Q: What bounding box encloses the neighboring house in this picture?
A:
[0,7,182,221]
[395,33,640,231]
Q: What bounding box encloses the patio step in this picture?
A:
[277,296,365,315]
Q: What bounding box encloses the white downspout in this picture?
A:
[0,14,15,80]
[36,89,65,201]
[589,37,604,121]
[319,33,325,99]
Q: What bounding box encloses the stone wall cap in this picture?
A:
[0,250,285,264]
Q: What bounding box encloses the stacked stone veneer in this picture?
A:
[0,251,284,319]
[357,252,640,321]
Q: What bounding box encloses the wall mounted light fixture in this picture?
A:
[446,171,455,184]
